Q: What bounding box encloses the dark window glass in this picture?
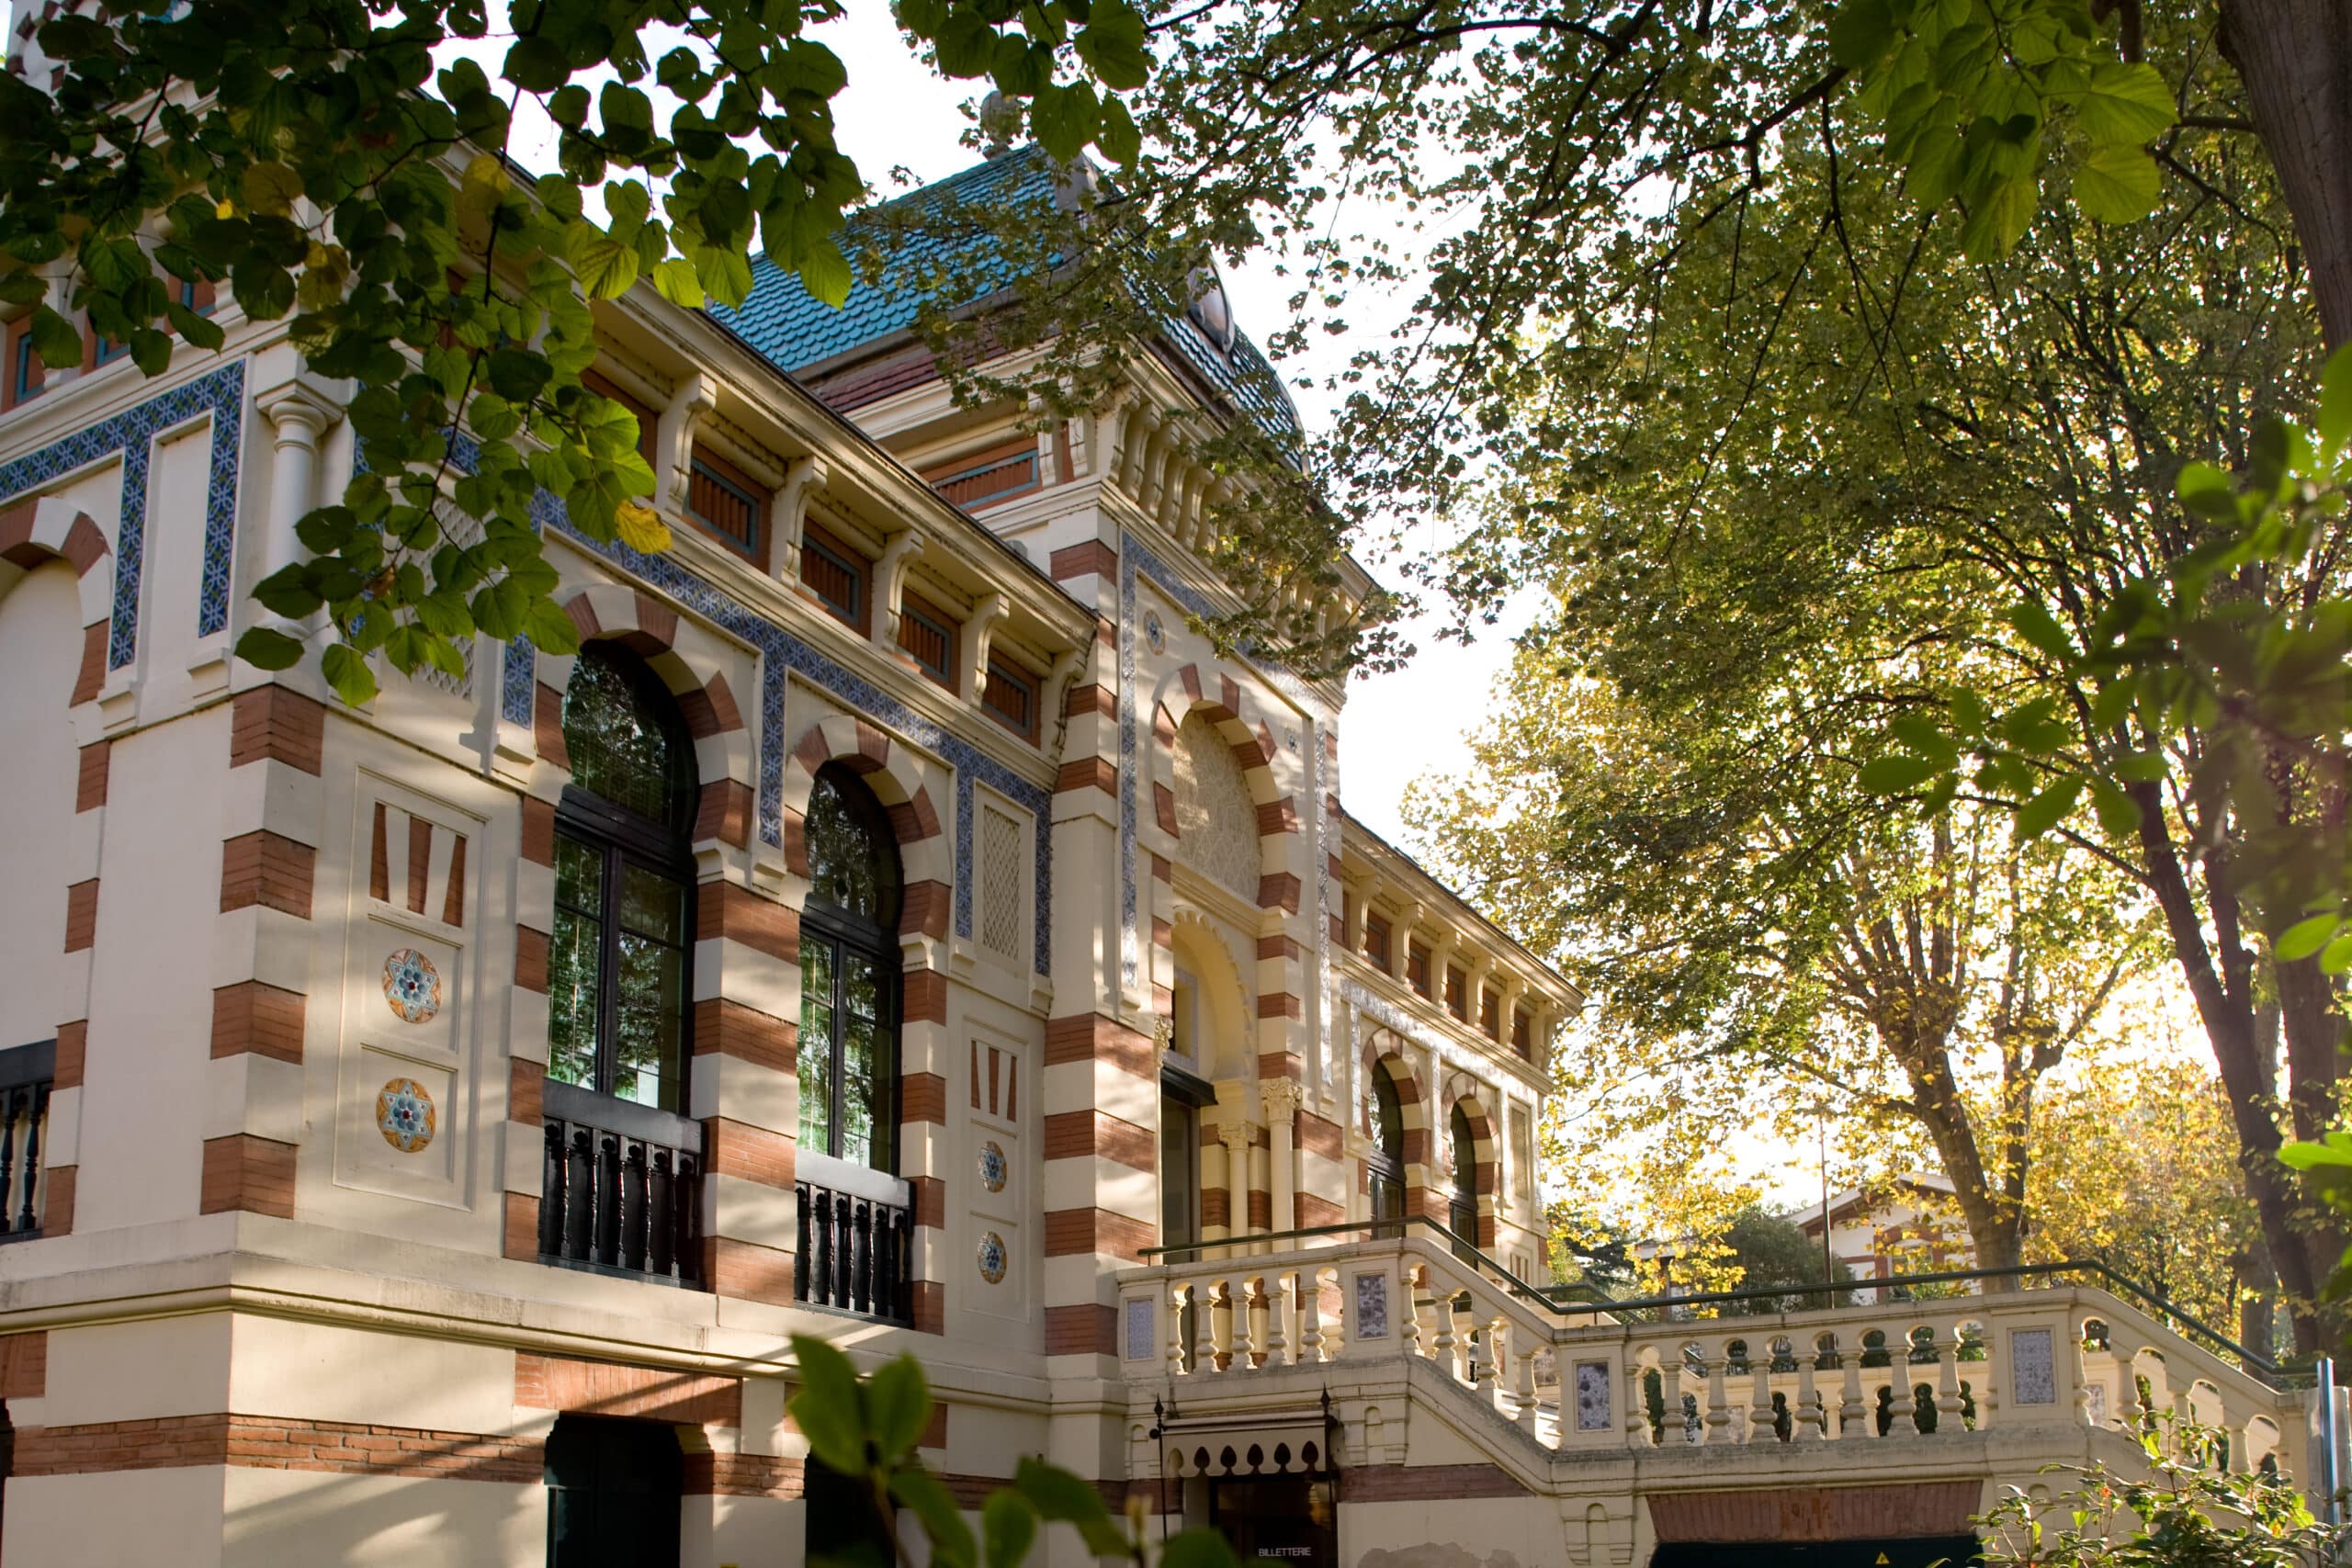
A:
[797,765,901,1169]
[1511,1007,1532,1059]
[549,647,694,1112]
[802,528,866,629]
[1368,1070,1405,1239]
[546,1416,681,1568]
[10,329,43,406]
[1363,914,1391,970]
[1480,987,1500,1039]
[1445,964,1467,1021]
[1449,1104,1478,1261]
[1407,941,1431,997]
[981,655,1035,740]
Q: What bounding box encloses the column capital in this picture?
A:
[254,374,344,440]
[1216,1120,1252,1157]
[1260,1078,1303,1126]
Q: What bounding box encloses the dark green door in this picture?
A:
[545,1416,682,1568]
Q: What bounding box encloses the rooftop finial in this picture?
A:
[978,91,1019,159]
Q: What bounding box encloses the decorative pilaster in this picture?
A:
[1262,1078,1301,1236]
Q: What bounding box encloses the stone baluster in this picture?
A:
[1430,1288,1461,1380]
[1838,1345,1869,1438]
[1749,1352,1777,1444]
[1511,1328,1543,1439]
[1297,1273,1324,1365]
[1660,1356,1687,1446]
[1627,1360,1658,1450]
[1263,1275,1290,1368]
[1169,1284,1191,1378]
[1936,1328,1966,1429]
[1793,1350,1822,1441]
[1195,1280,1222,1374]
[1702,1345,1733,1444]
[2115,1337,2147,1434]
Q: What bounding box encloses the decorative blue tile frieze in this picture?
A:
[0,359,248,669]
[502,634,536,727]
[536,489,1055,974]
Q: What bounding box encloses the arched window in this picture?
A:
[1448,1104,1478,1262]
[1367,1068,1406,1240]
[797,764,901,1169]
[548,647,695,1111]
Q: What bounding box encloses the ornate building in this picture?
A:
[0,127,2326,1568]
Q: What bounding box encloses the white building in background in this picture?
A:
[1788,1171,1976,1285]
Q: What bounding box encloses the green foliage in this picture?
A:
[0,0,1147,705]
[1975,1416,2347,1566]
[1860,343,2352,971]
[1718,1205,1857,1315]
[783,1335,1251,1568]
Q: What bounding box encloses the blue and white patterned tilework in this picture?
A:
[527,479,1055,974]
[501,633,536,727]
[0,359,248,670]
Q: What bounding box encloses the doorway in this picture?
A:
[1211,1475,1336,1566]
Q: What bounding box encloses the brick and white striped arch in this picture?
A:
[779,715,953,941]
[531,586,756,849]
[0,497,114,707]
[1435,1067,1500,1247]
[1360,1028,1432,1190]
[1149,663,1301,915]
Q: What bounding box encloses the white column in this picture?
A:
[1219,1121,1252,1257]
[251,377,344,632]
[1263,1078,1301,1245]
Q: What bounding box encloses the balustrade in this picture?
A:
[1116,1235,2313,1483]
[0,1042,52,1241]
[537,1081,703,1286]
[793,1150,913,1324]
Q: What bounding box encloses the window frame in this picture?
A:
[1406,940,1431,998]
[2,317,41,412]
[1511,1007,1532,1059]
[896,588,958,690]
[1479,986,1501,1040]
[684,441,766,565]
[980,653,1039,744]
[1444,964,1468,1021]
[548,648,698,1115]
[1363,912,1392,971]
[921,436,1042,513]
[800,521,869,634]
[797,764,904,1172]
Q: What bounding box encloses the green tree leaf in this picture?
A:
[980,1489,1035,1568]
[864,1355,932,1462]
[2074,144,2160,224]
[320,642,377,707]
[891,1467,977,1568]
[2067,62,2177,145]
[786,1335,869,1478]
[1857,752,1944,793]
[2275,912,2342,962]
[28,305,81,370]
[234,626,307,671]
[1012,1456,1127,1557]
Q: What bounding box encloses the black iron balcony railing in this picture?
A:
[538,1080,702,1287]
[0,1042,52,1242]
[794,1151,912,1323]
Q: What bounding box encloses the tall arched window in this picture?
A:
[1448,1104,1478,1262]
[797,764,901,1170]
[1367,1069,1406,1240]
[548,646,695,1111]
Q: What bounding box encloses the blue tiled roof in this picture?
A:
[710,147,1060,373]
[711,147,1302,447]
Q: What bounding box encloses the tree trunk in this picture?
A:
[2276,951,2349,1346]
[2222,0,2352,349]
